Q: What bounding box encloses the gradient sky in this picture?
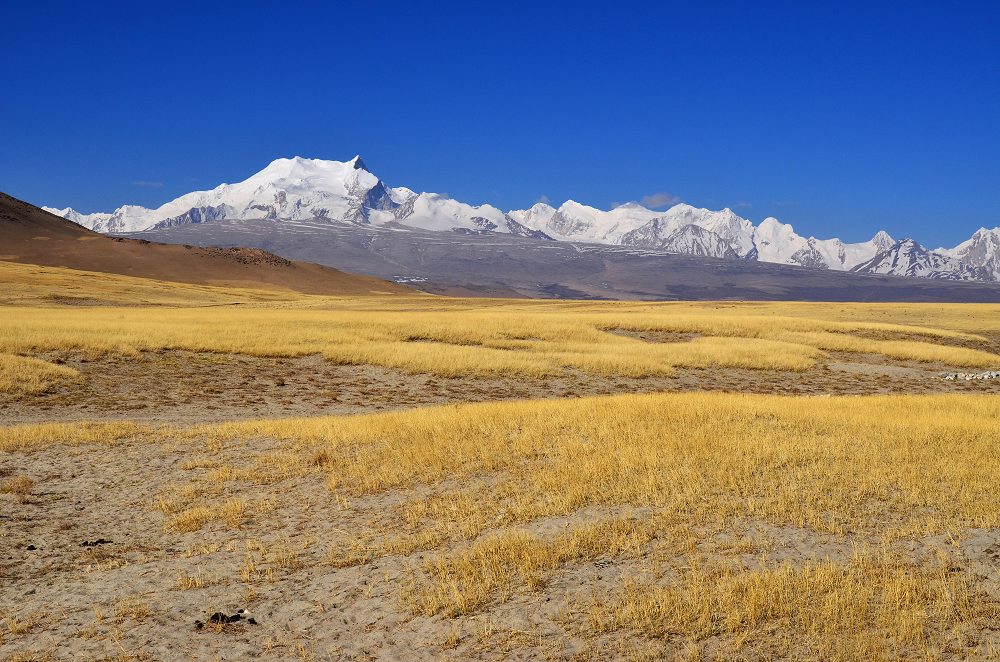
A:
[2,2,998,247]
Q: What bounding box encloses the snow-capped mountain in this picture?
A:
[41,206,115,232]
[515,201,662,244]
[937,228,1000,281]
[614,206,893,268]
[851,239,989,281]
[44,156,540,238]
[621,221,738,258]
[43,156,1000,281]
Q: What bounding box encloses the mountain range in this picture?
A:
[43,156,1000,282]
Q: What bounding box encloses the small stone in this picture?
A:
[26,544,36,551]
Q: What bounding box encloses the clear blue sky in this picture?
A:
[2,2,998,247]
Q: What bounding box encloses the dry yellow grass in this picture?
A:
[0,353,79,395]
[0,475,34,503]
[196,392,1000,538]
[5,258,1000,325]
[0,421,150,452]
[1,303,996,382]
[174,572,215,590]
[166,498,248,533]
[2,260,998,382]
[111,597,150,624]
[587,548,1000,660]
[0,260,319,307]
[405,518,657,617]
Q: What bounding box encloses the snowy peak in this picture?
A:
[852,238,988,281]
[871,230,895,252]
[532,200,664,244]
[659,224,738,258]
[748,218,896,271]
[619,207,749,259]
[245,156,379,197]
[41,206,112,229]
[938,226,1000,281]
[506,203,557,237]
[46,156,395,232]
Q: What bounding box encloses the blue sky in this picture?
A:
[2,1,998,246]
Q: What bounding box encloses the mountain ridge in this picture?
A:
[43,156,1000,282]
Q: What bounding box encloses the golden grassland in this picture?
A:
[2,260,1000,391]
[4,392,1000,658]
[194,392,1000,538]
[0,260,316,307]
[2,302,999,389]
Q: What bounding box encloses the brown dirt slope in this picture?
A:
[0,192,413,296]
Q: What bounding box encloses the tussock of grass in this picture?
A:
[112,596,150,623]
[1,475,34,502]
[167,498,248,533]
[174,572,218,590]
[405,518,656,616]
[0,421,150,452]
[0,353,79,395]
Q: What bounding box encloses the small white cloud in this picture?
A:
[640,192,682,209]
[536,194,551,205]
[733,201,752,209]
[131,180,164,189]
